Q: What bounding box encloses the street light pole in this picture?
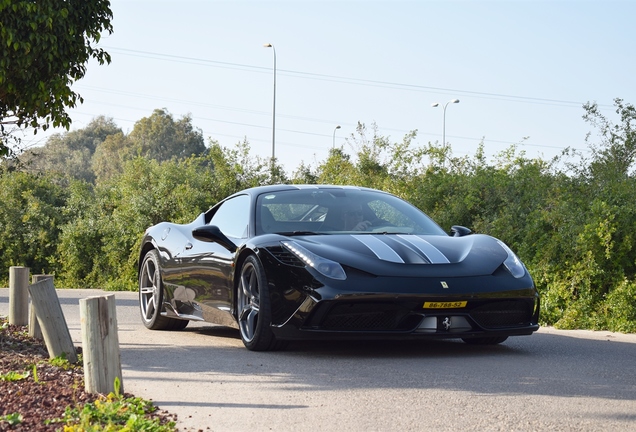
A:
[431,99,460,145]
[264,43,276,162]
[332,125,341,149]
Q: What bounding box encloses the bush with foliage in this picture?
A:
[0,171,69,278]
[1,100,635,333]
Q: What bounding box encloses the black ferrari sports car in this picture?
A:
[138,184,540,351]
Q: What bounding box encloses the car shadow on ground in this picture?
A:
[116,323,636,402]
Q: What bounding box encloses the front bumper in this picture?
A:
[271,293,540,341]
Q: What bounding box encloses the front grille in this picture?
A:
[317,303,420,331]
[470,300,532,328]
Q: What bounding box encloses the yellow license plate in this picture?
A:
[423,301,467,309]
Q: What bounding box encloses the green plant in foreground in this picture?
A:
[0,413,23,426]
[49,352,77,370]
[0,370,30,382]
[33,363,39,384]
[49,378,176,431]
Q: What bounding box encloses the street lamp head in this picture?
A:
[451,99,460,104]
[264,43,273,48]
[431,102,440,108]
[332,125,342,149]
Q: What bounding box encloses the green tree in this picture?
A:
[0,0,113,156]
[291,161,318,184]
[316,147,357,185]
[127,109,206,162]
[58,156,222,290]
[206,139,287,194]
[526,100,636,330]
[20,116,121,183]
[316,122,422,193]
[0,171,68,283]
[91,132,130,184]
[583,98,636,183]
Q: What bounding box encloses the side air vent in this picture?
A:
[266,246,305,267]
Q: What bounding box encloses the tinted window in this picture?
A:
[255,189,446,235]
[209,194,250,238]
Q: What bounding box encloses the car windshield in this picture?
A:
[255,188,447,236]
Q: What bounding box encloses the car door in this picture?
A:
[175,194,250,323]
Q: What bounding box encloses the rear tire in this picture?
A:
[236,255,285,351]
[139,250,189,330]
[462,336,508,345]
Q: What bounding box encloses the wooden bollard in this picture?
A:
[28,278,77,363]
[29,274,54,339]
[80,295,124,395]
[9,266,30,326]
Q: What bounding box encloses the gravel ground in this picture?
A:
[0,317,178,431]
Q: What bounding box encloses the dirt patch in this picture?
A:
[0,319,177,431]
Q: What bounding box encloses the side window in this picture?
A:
[209,195,250,238]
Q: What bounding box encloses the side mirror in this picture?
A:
[192,225,237,251]
[450,225,472,237]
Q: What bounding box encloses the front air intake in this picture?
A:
[470,300,533,328]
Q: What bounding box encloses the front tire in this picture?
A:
[236,255,285,351]
[139,250,188,330]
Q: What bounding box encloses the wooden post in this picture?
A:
[29,274,53,339]
[9,266,30,326]
[28,278,77,363]
[80,295,124,395]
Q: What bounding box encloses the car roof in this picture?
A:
[233,184,380,197]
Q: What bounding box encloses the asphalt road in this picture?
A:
[2,288,636,431]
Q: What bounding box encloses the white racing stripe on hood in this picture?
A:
[397,235,450,264]
[352,235,404,263]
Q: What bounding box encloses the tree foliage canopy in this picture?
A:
[21,116,121,182]
[127,109,206,161]
[0,0,113,156]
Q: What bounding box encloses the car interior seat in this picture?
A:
[259,206,278,234]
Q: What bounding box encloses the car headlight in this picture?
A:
[496,240,526,279]
[281,241,346,280]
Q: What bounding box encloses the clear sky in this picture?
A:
[28,0,636,173]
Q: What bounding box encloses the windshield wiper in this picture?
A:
[276,231,326,236]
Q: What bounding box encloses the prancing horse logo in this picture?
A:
[442,317,451,331]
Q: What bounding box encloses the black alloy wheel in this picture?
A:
[139,250,188,330]
[237,255,285,351]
